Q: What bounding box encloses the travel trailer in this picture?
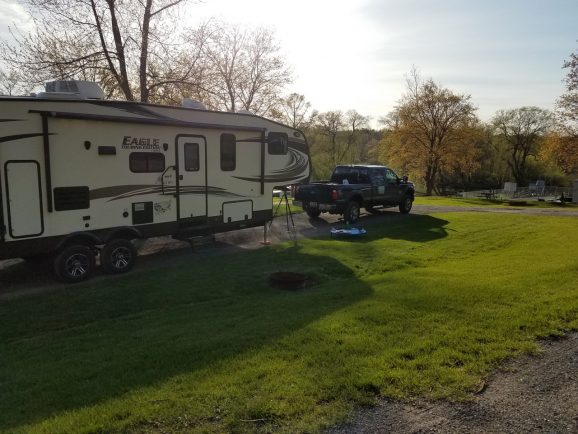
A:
[0,81,310,281]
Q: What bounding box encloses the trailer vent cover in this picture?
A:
[54,186,90,211]
[182,98,206,110]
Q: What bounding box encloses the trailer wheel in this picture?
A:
[344,201,361,223]
[54,245,95,282]
[101,239,137,274]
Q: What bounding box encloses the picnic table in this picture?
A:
[477,190,496,200]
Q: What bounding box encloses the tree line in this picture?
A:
[276,65,577,195]
[1,0,576,194]
[0,0,291,114]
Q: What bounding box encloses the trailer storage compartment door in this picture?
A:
[222,200,253,223]
[5,161,43,238]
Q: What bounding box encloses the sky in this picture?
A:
[1,0,576,125]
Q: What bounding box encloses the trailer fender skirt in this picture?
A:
[103,227,142,243]
[56,231,103,250]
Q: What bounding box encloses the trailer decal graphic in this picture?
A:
[154,200,172,214]
[121,136,161,150]
[90,185,243,201]
[0,133,50,143]
[233,148,308,183]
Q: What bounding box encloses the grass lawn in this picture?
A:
[273,196,303,216]
[1,212,578,433]
[415,195,578,209]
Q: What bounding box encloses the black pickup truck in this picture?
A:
[293,165,415,222]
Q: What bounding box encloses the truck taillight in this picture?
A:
[331,189,338,200]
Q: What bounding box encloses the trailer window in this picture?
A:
[129,152,165,173]
[268,132,288,155]
[184,143,200,171]
[220,134,236,171]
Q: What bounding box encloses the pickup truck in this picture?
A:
[293,165,415,222]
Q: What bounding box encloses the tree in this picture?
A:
[491,107,553,186]
[0,68,29,96]
[1,0,202,102]
[193,22,292,115]
[315,110,345,166]
[271,93,313,129]
[558,47,578,125]
[541,131,578,176]
[380,69,480,195]
[344,110,371,162]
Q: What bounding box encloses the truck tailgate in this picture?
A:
[295,183,336,202]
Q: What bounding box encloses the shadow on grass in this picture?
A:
[329,213,451,244]
[0,247,371,431]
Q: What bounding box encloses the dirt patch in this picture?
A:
[330,333,578,434]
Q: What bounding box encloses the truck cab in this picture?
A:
[293,164,414,222]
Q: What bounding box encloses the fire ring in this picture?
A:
[269,271,309,290]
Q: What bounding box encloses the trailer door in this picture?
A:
[0,164,4,241]
[176,135,207,223]
[5,161,43,238]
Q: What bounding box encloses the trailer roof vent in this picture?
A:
[38,81,105,100]
[182,98,206,110]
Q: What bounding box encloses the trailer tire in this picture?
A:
[101,239,137,274]
[344,201,361,223]
[54,245,96,282]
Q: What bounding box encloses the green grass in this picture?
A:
[415,195,578,209]
[2,213,578,433]
[273,196,303,216]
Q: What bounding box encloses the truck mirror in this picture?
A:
[402,176,408,183]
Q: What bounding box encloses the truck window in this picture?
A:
[371,170,385,186]
[385,168,398,183]
[220,134,236,171]
[331,167,359,184]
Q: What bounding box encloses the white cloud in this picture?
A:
[0,0,32,41]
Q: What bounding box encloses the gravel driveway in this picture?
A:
[330,333,578,434]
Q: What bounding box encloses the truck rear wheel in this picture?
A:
[54,245,96,282]
[344,201,361,223]
[305,206,321,218]
[101,239,137,274]
[399,195,413,214]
